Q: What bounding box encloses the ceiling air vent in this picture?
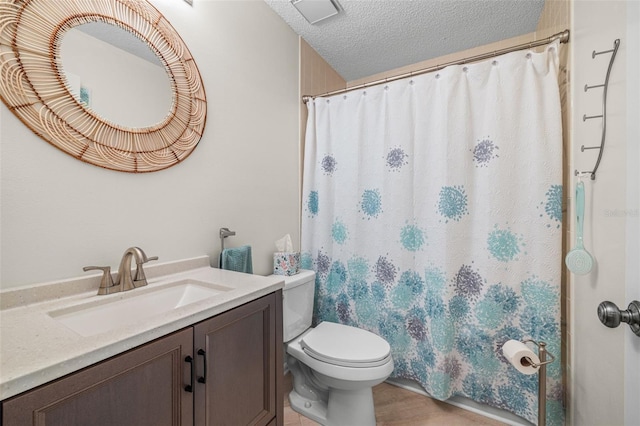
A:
[291,0,341,24]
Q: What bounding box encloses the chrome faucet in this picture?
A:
[83,247,158,295]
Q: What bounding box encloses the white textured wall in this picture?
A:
[0,0,300,289]
[571,1,638,424]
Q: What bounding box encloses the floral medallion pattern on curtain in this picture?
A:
[301,43,564,425]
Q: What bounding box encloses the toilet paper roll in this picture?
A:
[502,340,540,375]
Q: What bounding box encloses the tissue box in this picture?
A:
[273,252,300,276]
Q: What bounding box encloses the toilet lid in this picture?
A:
[300,322,391,368]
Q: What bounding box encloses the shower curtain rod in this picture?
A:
[302,29,569,103]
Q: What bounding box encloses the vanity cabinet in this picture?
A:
[194,291,283,426]
[1,328,194,425]
[1,291,283,426]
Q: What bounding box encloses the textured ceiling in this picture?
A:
[264,0,546,81]
[77,22,162,66]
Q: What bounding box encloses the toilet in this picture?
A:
[279,269,394,426]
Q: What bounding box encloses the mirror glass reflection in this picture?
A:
[60,22,173,129]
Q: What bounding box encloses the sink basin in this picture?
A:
[49,280,231,337]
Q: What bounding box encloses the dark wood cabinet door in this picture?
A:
[193,291,283,426]
[2,328,194,426]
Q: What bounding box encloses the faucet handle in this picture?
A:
[83,266,119,295]
[133,246,157,264]
[133,253,158,288]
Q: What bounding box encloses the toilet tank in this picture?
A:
[280,269,316,342]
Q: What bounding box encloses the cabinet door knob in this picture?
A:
[184,356,194,392]
[597,301,640,336]
[197,349,207,384]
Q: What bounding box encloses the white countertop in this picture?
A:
[0,256,284,401]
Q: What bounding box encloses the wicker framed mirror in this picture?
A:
[0,0,206,173]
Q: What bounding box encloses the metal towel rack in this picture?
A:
[576,39,620,180]
[219,227,236,268]
[220,227,236,253]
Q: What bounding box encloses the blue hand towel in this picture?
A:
[220,245,253,274]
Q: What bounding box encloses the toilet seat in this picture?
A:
[300,322,391,368]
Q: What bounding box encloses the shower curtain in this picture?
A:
[301,43,563,425]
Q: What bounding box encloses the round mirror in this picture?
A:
[60,22,173,129]
[0,0,206,173]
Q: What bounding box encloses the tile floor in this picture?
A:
[283,374,506,426]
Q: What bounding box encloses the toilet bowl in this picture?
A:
[278,270,394,426]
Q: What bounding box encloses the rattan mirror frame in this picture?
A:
[0,0,206,173]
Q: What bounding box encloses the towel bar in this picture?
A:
[219,228,236,267]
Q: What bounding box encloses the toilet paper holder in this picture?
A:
[510,339,556,426]
[519,339,555,368]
